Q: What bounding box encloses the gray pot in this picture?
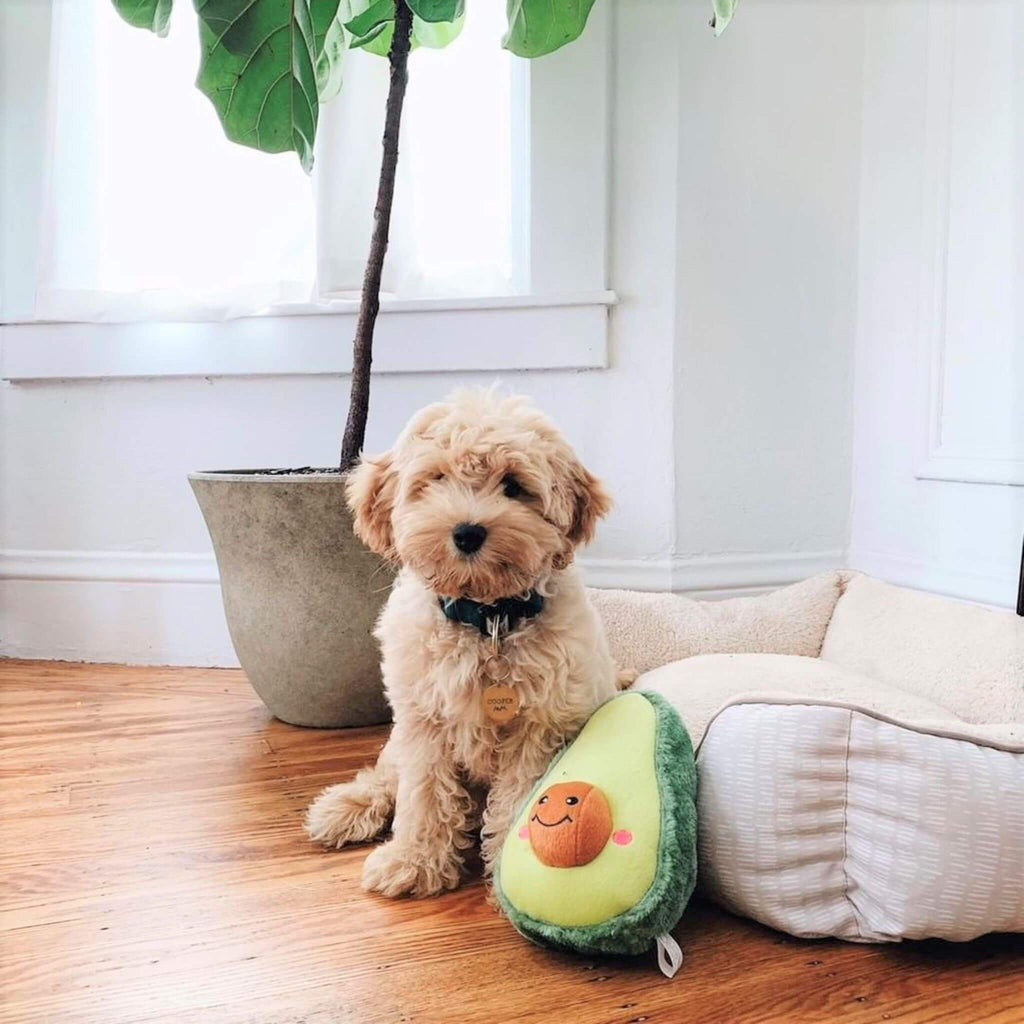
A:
[189,470,393,728]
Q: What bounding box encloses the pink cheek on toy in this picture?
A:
[518,826,529,839]
[612,829,633,846]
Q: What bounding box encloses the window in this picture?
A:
[1,0,612,378]
[31,0,518,320]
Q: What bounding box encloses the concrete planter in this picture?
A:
[189,471,392,728]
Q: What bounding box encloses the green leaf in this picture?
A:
[193,0,342,172]
[358,11,462,54]
[112,0,174,37]
[353,22,392,55]
[503,0,596,58]
[710,0,739,36]
[339,0,394,40]
[312,7,346,100]
[407,0,463,24]
[343,0,462,55]
[412,11,462,47]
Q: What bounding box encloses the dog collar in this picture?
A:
[438,591,545,637]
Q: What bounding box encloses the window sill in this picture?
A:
[0,291,616,382]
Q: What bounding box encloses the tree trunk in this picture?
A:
[339,0,415,472]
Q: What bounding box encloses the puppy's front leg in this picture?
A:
[306,734,397,848]
[361,721,473,898]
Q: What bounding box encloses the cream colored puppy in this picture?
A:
[306,389,618,897]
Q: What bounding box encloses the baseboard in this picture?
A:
[1,547,844,591]
[1,547,844,666]
[579,558,675,591]
[673,550,844,593]
[581,548,843,598]
[1,577,239,666]
[847,549,1017,610]
[5,547,1012,665]
[0,549,219,584]
[582,550,844,595]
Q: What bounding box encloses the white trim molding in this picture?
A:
[0,550,219,584]
[583,550,844,597]
[0,292,615,382]
[11,547,1017,665]
[1,547,844,595]
[913,0,1023,488]
[848,548,1017,611]
[1,547,845,669]
[916,454,1024,488]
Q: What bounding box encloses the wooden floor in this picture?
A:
[1,662,1021,1024]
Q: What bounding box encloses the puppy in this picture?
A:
[305,389,618,897]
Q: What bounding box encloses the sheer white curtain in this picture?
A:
[315,7,518,300]
[31,0,516,322]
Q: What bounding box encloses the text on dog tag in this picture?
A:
[482,684,520,723]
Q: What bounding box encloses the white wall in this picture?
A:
[848,0,1024,609]
[2,1,688,664]
[8,0,953,666]
[0,0,49,322]
[671,1,862,580]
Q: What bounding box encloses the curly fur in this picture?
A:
[306,389,620,897]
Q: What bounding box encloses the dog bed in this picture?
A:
[590,573,1024,943]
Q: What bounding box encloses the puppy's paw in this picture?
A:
[361,840,461,898]
[616,665,639,690]
[305,782,389,849]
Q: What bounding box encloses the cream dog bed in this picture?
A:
[590,573,1024,943]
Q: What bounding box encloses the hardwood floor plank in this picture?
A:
[1,659,1021,1024]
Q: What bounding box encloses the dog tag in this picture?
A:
[482,684,520,724]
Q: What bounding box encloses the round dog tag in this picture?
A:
[482,684,520,724]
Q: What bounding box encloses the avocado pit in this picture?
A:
[526,781,613,867]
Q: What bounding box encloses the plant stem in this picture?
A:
[339,0,414,472]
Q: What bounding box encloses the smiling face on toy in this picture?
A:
[527,781,614,868]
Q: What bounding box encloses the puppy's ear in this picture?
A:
[567,462,612,546]
[346,453,398,560]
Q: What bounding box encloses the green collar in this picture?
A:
[438,591,545,637]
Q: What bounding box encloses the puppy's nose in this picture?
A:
[452,522,487,554]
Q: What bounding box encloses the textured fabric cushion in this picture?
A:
[821,574,1024,724]
[636,652,967,745]
[696,703,1024,942]
[589,571,844,676]
[637,653,1024,942]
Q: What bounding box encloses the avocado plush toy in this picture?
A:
[495,691,697,977]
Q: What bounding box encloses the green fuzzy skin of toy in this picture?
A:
[495,691,698,957]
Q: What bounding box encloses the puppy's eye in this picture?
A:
[565,796,579,806]
[433,473,445,481]
[538,795,548,804]
[502,474,524,499]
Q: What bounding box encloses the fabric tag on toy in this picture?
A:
[482,684,520,723]
[656,933,683,979]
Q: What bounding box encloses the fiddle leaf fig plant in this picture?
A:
[112,0,172,35]
[504,0,594,58]
[711,0,739,36]
[112,0,738,469]
[193,2,334,172]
